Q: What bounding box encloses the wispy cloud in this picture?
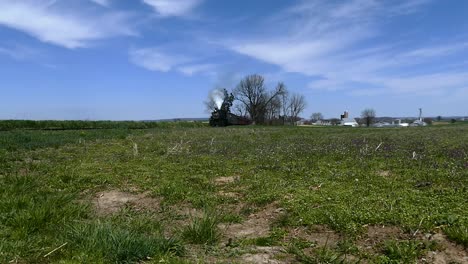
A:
[90,0,111,7]
[0,44,40,60]
[225,0,468,97]
[178,63,216,76]
[0,0,135,48]
[129,47,188,72]
[129,47,216,76]
[142,0,203,17]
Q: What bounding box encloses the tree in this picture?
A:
[234,74,287,124]
[361,108,376,127]
[265,95,282,123]
[279,83,289,125]
[424,118,433,125]
[289,93,307,123]
[232,103,247,117]
[437,116,442,121]
[311,112,324,122]
[330,118,340,126]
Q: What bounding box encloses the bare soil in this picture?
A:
[241,246,291,264]
[358,225,407,250]
[377,170,392,177]
[423,233,468,264]
[214,175,240,185]
[286,225,341,248]
[220,203,285,240]
[93,190,160,215]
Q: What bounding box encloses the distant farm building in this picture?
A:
[340,111,359,127]
[313,120,332,126]
[372,119,409,128]
[410,108,427,126]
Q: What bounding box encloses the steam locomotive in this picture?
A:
[209,108,251,127]
[208,89,251,127]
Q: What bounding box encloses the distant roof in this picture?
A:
[341,118,357,122]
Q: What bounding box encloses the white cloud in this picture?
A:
[0,0,135,48]
[129,47,189,72]
[226,0,468,97]
[90,0,110,7]
[178,63,215,76]
[401,43,468,58]
[129,47,217,76]
[142,0,203,17]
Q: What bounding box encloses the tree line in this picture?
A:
[205,74,307,125]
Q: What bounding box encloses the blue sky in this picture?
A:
[0,0,467,120]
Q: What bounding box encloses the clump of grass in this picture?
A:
[219,212,243,224]
[337,238,360,255]
[67,222,184,263]
[245,228,287,247]
[444,225,468,248]
[288,243,351,264]
[381,240,429,263]
[182,211,220,245]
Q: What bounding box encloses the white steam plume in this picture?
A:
[210,89,224,109]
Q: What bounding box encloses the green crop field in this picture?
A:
[1,124,467,263]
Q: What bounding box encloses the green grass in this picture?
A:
[182,211,221,245]
[380,240,438,263]
[444,225,468,248]
[1,124,467,262]
[66,222,184,263]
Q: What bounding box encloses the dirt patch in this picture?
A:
[357,225,408,250]
[174,204,204,219]
[287,225,341,248]
[220,203,284,240]
[186,245,292,264]
[218,191,241,199]
[18,168,29,176]
[241,246,290,264]
[423,233,468,264]
[93,190,160,215]
[377,170,392,177]
[215,175,240,185]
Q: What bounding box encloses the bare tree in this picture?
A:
[234,74,286,124]
[361,108,376,127]
[232,103,247,117]
[265,95,282,122]
[289,93,307,123]
[311,112,323,122]
[279,82,290,125]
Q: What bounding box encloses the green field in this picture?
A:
[1,124,467,263]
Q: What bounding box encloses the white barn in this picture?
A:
[341,117,359,127]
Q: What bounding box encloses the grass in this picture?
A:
[182,210,221,245]
[380,239,439,263]
[66,222,184,263]
[1,123,467,262]
[444,225,468,248]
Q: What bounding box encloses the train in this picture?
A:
[209,108,251,127]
